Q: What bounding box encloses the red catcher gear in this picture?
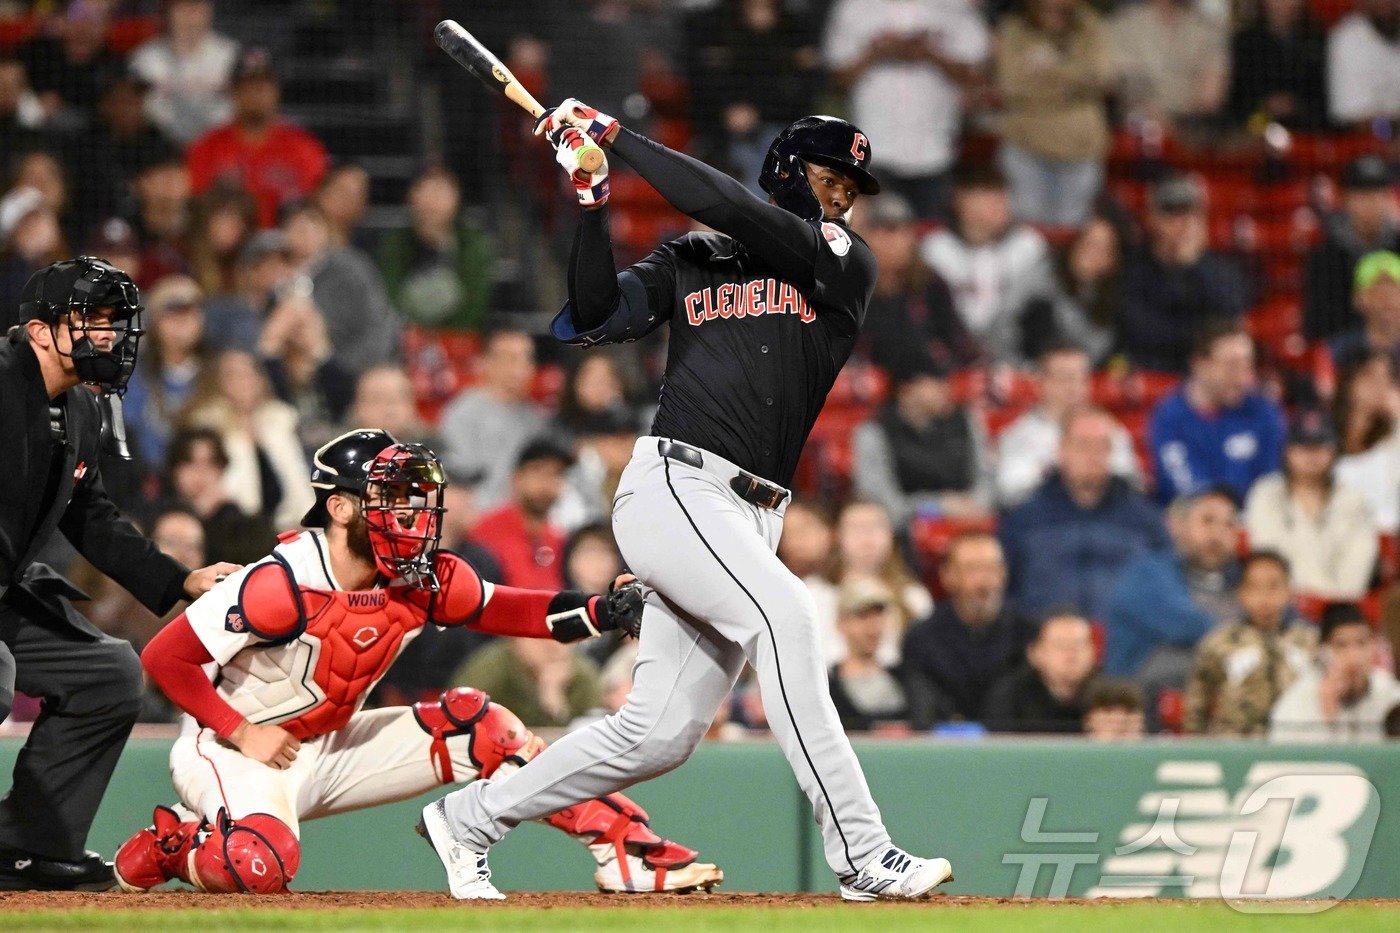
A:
[190,810,300,894]
[546,795,702,870]
[413,688,535,783]
[114,806,203,892]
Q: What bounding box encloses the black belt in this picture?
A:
[657,439,789,511]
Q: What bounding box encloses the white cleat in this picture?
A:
[416,799,505,900]
[591,843,724,893]
[839,846,954,901]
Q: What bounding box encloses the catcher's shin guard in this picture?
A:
[114,806,202,892]
[189,809,301,894]
[546,794,724,893]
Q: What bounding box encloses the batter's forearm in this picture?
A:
[569,205,622,331]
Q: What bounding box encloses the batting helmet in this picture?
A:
[759,116,880,221]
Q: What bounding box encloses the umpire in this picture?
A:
[0,257,235,890]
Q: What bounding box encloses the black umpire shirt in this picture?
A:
[551,128,877,488]
[0,337,188,630]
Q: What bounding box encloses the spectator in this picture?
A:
[181,349,314,530]
[853,353,992,525]
[455,636,603,730]
[129,0,238,145]
[1081,679,1146,740]
[562,522,624,595]
[920,162,1060,364]
[1183,551,1318,736]
[995,0,1111,226]
[1304,156,1400,342]
[83,216,143,289]
[778,497,836,581]
[1119,175,1251,372]
[554,405,639,532]
[1110,0,1228,130]
[11,148,72,247]
[1271,602,1400,741]
[345,364,431,446]
[1049,213,1125,364]
[186,181,258,297]
[313,162,370,252]
[164,427,275,565]
[200,227,293,353]
[439,328,547,510]
[376,165,492,332]
[1149,322,1286,504]
[1103,487,1242,707]
[828,580,910,731]
[1330,250,1400,373]
[1000,407,1168,621]
[0,56,45,155]
[812,498,933,667]
[902,532,1035,726]
[121,274,207,467]
[823,0,990,219]
[18,0,117,128]
[554,352,632,440]
[254,271,355,448]
[995,343,1141,507]
[982,611,1097,733]
[1327,0,1400,127]
[1244,410,1379,599]
[854,192,978,372]
[129,149,192,286]
[1226,0,1329,132]
[282,199,401,374]
[1334,351,1400,531]
[68,73,176,232]
[187,47,328,228]
[472,439,573,590]
[0,187,64,317]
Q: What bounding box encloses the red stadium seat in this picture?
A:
[1157,689,1185,734]
[108,17,160,55]
[1311,0,1355,26]
[1380,534,1400,585]
[1089,620,1107,664]
[401,327,481,424]
[0,17,39,50]
[984,404,1028,438]
[909,514,998,594]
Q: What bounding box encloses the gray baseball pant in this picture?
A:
[442,437,892,878]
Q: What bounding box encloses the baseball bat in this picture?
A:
[434,19,605,174]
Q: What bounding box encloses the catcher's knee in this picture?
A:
[190,810,300,894]
[414,687,537,783]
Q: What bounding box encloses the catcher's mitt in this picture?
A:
[604,578,646,639]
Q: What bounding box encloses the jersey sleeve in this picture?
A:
[550,243,678,347]
[181,558,279,666]
[809,221,877,328]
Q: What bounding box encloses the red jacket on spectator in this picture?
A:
[187,121,328,227]
[472,503,567,591]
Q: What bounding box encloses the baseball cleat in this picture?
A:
[417,799,504,900]
[839,846,953,901]
[591,842,724,893]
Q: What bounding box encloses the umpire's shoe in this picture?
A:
[416,799,504,900]
[839,846,953,901]
[0,847,116,891]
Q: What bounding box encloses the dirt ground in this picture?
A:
[2,891,1395,912]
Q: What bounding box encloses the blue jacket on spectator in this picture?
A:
[1102,550,1216,676]
[1148,387,1285,504]
[999,473,1168,622]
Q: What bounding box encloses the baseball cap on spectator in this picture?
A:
[85,217,139,257]
[232,46,277,84]
[952,160,1006,191]
[1150,175,1205,214]
[1341,155,1392,190]
[0,187,44,245]
[515,437,575,471]
[838,578,895,616]
[1287,408,1337,447]
[238,229,291,266]
[444,463,487,488]
[887,349,950,385]
[1353,250,1400,291]
[863,192,915,229]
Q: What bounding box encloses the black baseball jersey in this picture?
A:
[552,129,878,488]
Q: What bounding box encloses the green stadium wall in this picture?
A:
[3,737,1395,898]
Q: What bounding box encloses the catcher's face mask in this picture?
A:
[361,443,446,589]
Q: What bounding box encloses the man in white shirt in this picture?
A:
[823,0,989,219]
[1328,0,1400,127]
[129,0,238,144]
[1271,603,1400,741]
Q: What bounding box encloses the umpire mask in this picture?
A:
[18,257,145,395]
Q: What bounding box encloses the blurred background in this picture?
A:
[2,0,1400,745]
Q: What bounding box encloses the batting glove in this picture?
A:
[552,126,610,208]
[533,97,620,147]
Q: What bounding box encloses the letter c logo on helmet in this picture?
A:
[851,133,869,162]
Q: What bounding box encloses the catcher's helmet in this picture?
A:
[303,429,448,587]
[16,256,144,393]
[759,116,880,221]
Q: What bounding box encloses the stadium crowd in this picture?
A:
[3,0,1400,740]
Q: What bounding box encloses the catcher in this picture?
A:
[113,429,722,897]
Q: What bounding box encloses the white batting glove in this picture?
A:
[552,126,609,208]
[533,98,620,147]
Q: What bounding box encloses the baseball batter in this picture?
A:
[422,104,952,901]
[113,429,721,896]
